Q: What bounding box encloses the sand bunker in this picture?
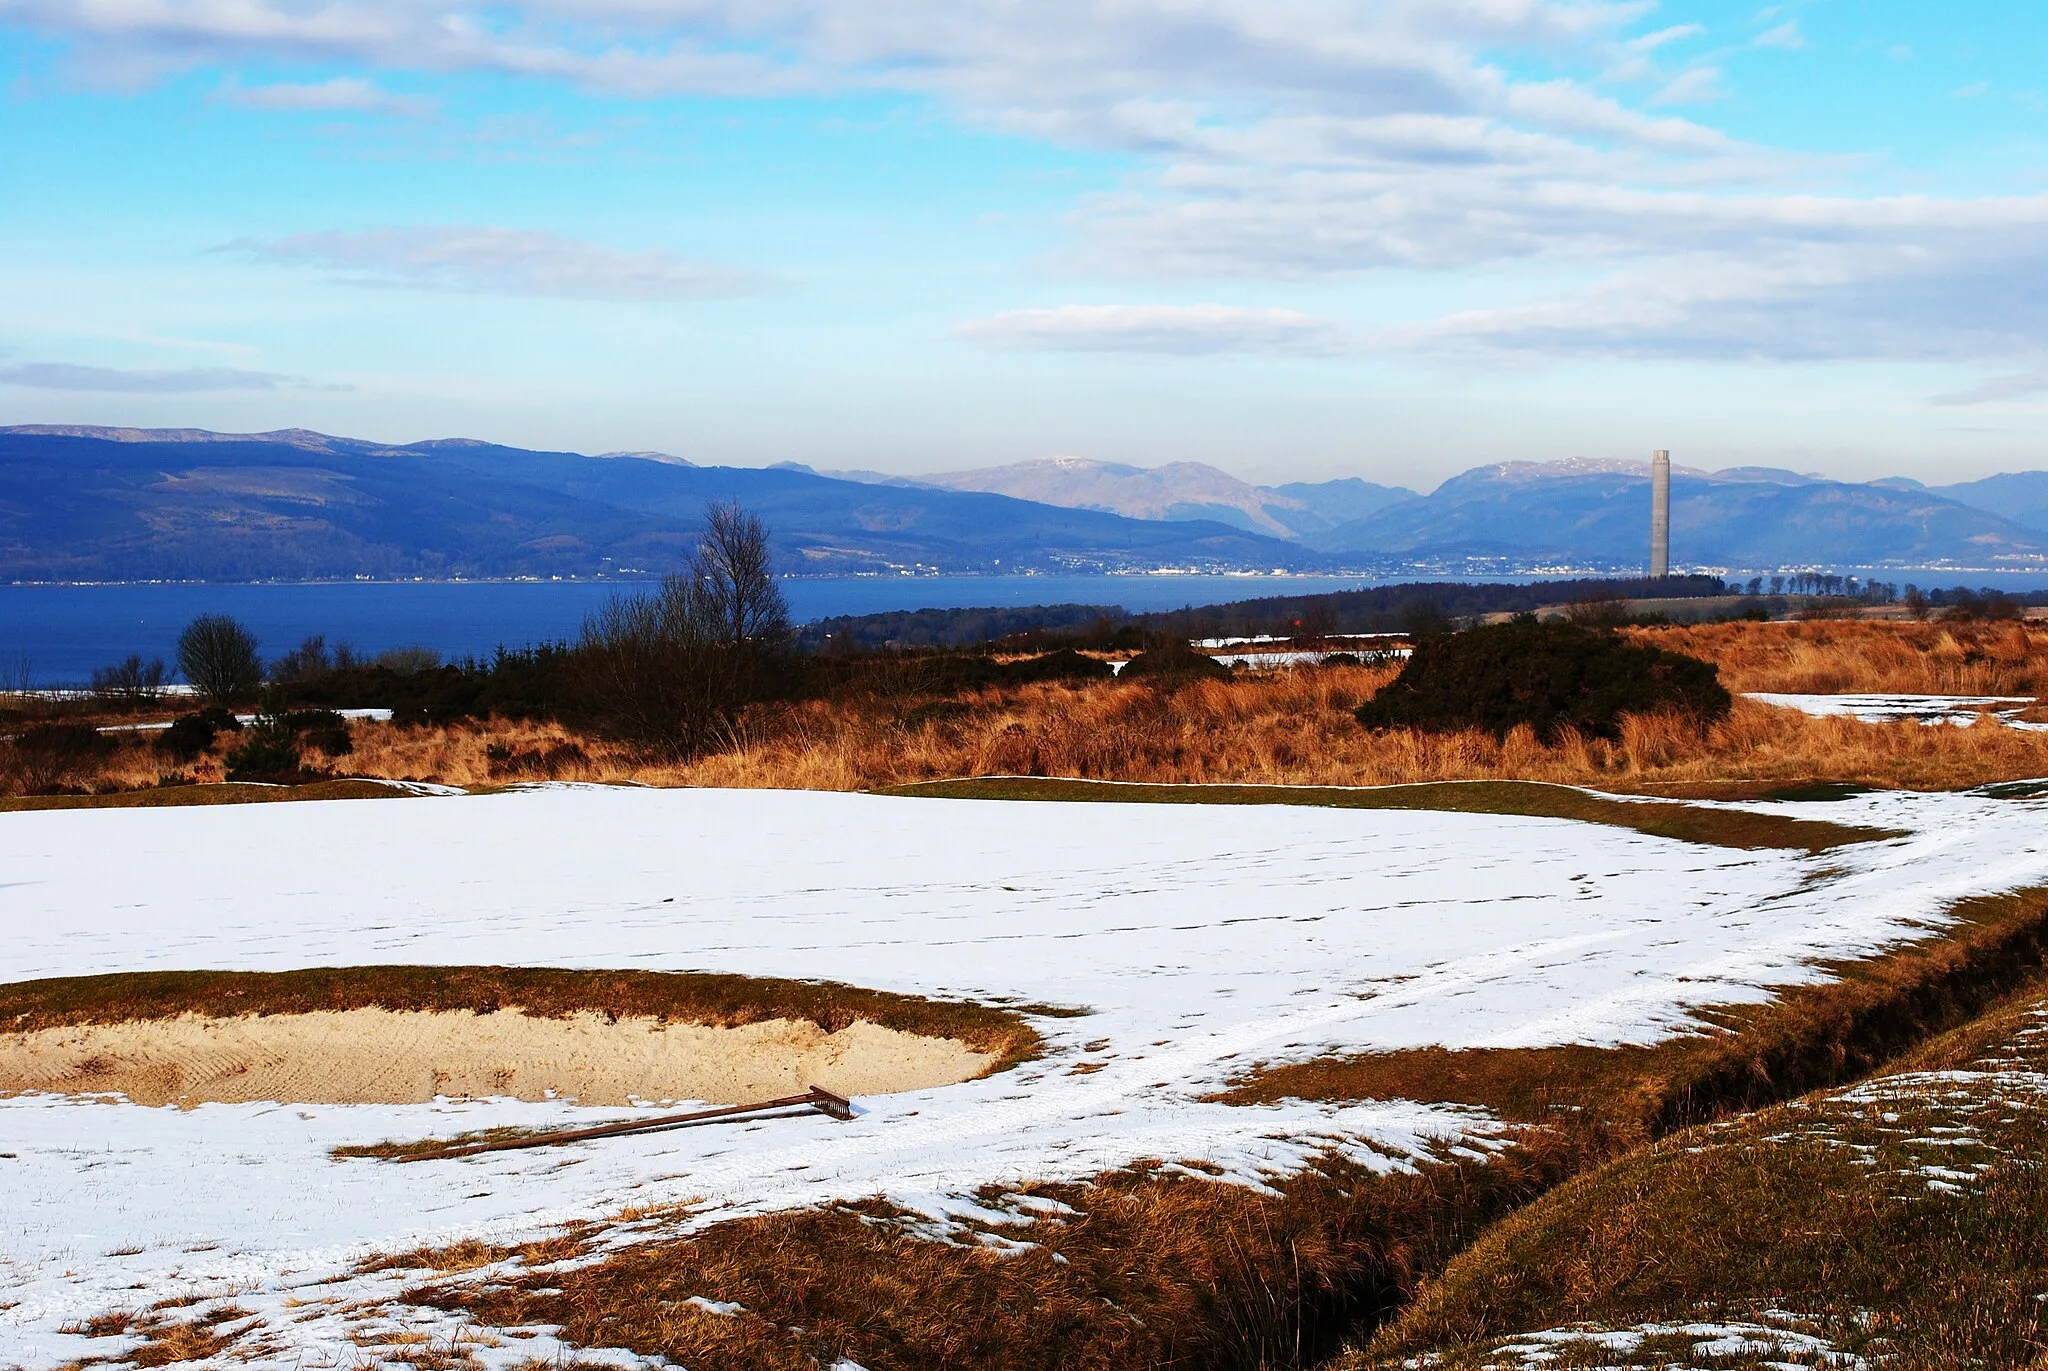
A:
[0,1008,997,1107]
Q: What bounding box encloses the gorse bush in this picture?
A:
[1355,621,1731,742]
[155,709,239,763]
[284,709,354,757]
[1118,643,1230,682]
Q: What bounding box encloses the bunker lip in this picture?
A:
[0,1007,1000,1108]
[0,965,1039,1108]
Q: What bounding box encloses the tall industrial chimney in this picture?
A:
[1649,448,1671,579]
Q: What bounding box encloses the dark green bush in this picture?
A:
[1119,645,1230,681]
[156,711,228,762]
[224,703,308,782]
[1354,621,1731,742]
[1001,649,1113,685]
[283,709,353,757]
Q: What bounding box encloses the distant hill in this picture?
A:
[0,427,1321,581]
[1931,471,2048,537]
[6,426,2045,580]
[1304,459,2048,571]
[819,455,1420,540]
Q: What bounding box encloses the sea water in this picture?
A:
[0,575,1402,683]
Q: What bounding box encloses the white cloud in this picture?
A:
[958,304,1346,355]
[0,362,317,391]
[222,226,770,301]
[7,0,2044,367]
[1951,81,1989,99]
[1753,21,1805,50]
[1649,65,1726,106]
[218,76,434,117]
[1931,371,2048,407]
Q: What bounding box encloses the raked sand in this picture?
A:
[0,1008,995,1107]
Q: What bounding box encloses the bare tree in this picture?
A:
[177,614,263,705]
[574,502,790,759]
[694,501,792,650]
[270,636,334,684]
[90,654,168,707]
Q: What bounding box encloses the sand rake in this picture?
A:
[394,1085,857,1163]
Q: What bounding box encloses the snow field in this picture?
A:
[0,783,2045,1365]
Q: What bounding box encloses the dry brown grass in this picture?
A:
[15,621,2048,804]
[310,661,2048,797]
[672,675,2048,796]
[1634,617,2048,696]
[399,1144,1584,1371]
[1343,966,2048,1371]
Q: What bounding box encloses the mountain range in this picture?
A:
[777,455,1420,540]
[0,426,1316,582]
[3,425,2046,581]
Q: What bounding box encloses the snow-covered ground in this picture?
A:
[2,783,2046,1366]
[96,707,395,734]
[1749,692,2047,730]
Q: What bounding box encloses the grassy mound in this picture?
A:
[1356,622,1731,741]
[1342,970,2048,1370]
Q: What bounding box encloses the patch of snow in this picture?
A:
[1748,692,2042,730]
[0,784,2043,1365]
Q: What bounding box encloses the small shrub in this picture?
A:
[223,706,307,782]
[1355,621,1731,742]
[3,722,115,794]
[1119,645,1229,682]
[284,709,353,757]
[156,715,216,762]
[1000,649,1113,685]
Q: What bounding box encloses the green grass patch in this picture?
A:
[883,777,1898,854]
[0,965,1041,1068]
[0,779,427,813]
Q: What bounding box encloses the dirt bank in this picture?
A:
[0,1007,996,1107]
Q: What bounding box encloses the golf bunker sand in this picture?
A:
[0,1008,998,1107]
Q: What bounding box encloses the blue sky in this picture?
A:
[4,0,2048,492]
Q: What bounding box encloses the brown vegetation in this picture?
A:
[399,1145,1583,1371]
[1639,616,2048,696]
[10,620,2048,803]
[313,671,2048,798]
[1343,960,2048,1370]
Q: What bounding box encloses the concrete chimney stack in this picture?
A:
[1649,449,1671,579]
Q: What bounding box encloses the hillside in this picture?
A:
[809,451,2048,572]
[1308,460,2048,569]
[0,427,1320,581]
[876,455,1419,539]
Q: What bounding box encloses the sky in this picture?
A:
[3,0,2048,493]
